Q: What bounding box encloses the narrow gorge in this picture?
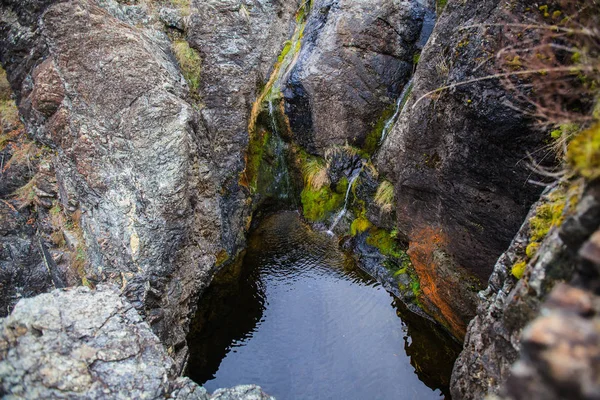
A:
[0,0,598,399]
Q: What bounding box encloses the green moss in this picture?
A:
[173,40,202,95]
[278,41,293,63]
[567,124,600,179]
[350,216,372,236]
[511,260,527,279]
[366,228,403,258]
[363,104,395,155]
[413,51,421,65]
[245,130,271,192]
[301,184,344,222]
[436,0,448,13]
[410,279,421,298]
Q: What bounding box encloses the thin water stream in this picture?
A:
[187,212,460,399]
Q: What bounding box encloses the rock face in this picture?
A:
[186,0,299,251]
[283,0,428,154]
[376,0,547,337]
[0,285,274,400]
[451,183,600,399]
[0,0,222,368]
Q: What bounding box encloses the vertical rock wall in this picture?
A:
[376,0,548,337]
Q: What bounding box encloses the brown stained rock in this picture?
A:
[502,285,600,400]
[580,229,600,268]
[30,59,64,118]
[408,225,479,338]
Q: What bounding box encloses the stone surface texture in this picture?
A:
[375,0,548,338]
[451,183,600,399]
[283,0,427,154]
[0,285,273,399]
[0,0,302,370]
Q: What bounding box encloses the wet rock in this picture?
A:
[0,286,275,400]
[186,0,299,253]
[376,0,548,338]
[283,0,427,153]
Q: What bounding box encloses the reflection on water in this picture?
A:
[186,211,460,399]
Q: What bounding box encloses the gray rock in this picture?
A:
[186,0,299,252]
[0,285,176,399]
[159,7,186,31]
[0,286,275,400]
[499,284,600,400]
[0,0,221,368]
[283,0,427,154]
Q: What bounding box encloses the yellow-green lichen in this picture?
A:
[525,241,540,258]
[567,124,600,179]
[511,260,527,279]
[529,194,566,242]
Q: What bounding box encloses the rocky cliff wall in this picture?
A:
[451,181,600,399]
[376,0,548,338]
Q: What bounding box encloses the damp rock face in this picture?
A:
[0,285,274,400]
[283,0,428,154]
[375,0,548,338]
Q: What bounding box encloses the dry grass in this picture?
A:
[374,180,395,213]
[173,40,201,95]
[302,158,329,190]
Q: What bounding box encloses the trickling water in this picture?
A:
[379,78,414,145]
[186,212,460,399]
[327,170,361,235]
[267,101,293,200]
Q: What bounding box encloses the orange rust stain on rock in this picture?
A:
[408,226,468,339]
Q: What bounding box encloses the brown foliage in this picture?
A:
[496,1,600,127]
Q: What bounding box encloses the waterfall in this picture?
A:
[379,77,414,145]
[327,171,361,235]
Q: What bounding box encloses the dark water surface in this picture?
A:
[187,212,460,399]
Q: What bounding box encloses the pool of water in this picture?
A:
[186,211,460,399]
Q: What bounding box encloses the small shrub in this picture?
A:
[374,180,394,213]
[173,40,202,94]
